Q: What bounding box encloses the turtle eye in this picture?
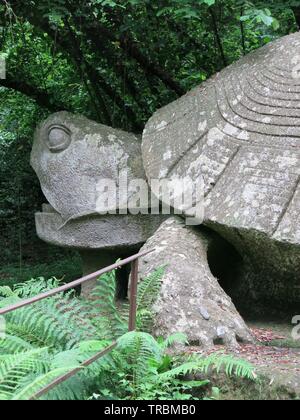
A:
[47,125,72,153]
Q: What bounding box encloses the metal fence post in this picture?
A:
[128,258,139,331]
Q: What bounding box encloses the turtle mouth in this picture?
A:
[41,203,59,215]
[40,204,131,230]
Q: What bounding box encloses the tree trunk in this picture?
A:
[209,8,228,68]
[292,7,300,29]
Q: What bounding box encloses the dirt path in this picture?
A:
[189,322,300,399]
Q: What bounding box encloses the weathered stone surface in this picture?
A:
[142,33,300,314]
[137,217,254,348]
[31,111,165,251]
[142,33,300,242]
[35,207,164,251]
[32,111,145,222]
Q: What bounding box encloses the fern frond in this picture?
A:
[137,267,165,311]
[158,353,256,382]
[158,333,188,350]
[0,348,48,395]
[87,265,165,336]
[0,295,20,309]
[89,270,127,340]
[117,332,162,383]
[13,367,80,401]
[13,278,60,298]
[0,335,34,354]
[3,288,97,350]
[200,353,255,379]
[0,286,15,298]
[157,360,203,381]
[136,267,165,332]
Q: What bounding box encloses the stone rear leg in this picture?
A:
[80,250,118,298]
[137,216,254,349]
[80,249,135,300]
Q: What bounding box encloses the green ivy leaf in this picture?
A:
[201,0,216,6]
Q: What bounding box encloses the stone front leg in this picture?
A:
[137,217,254,349]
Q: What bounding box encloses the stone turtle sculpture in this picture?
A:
[31,33,300,347]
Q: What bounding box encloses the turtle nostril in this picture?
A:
[47,125,71,152]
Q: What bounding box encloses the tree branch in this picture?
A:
[292,7,300,29]
[0,76,69,112]
[240,7,246,55]
[209,7,227,68]
[72,7,184,95]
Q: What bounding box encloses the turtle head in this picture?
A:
[31,111,144,221]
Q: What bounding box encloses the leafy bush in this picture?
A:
[88,266,165,339]
[0,272,256,400]
[0,278,110,400]
[90,331,256,400]
[0,341,110,400]
[0,270,165,400]
[0,256,82,289]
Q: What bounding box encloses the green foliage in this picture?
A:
[0,278,115,400]
[0,267,162,400]
[89,268,128,340]
[136,266,166,332]
[0,339,112,400]
[83,268,256,400]
[157,352,256,382]
[0,278,99,350]
[0,273,257,400]
[0,256,82,289]
[91,331,256,400]
[0,91,46,265]
[88,266,165,338]
[241,7,280,30]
